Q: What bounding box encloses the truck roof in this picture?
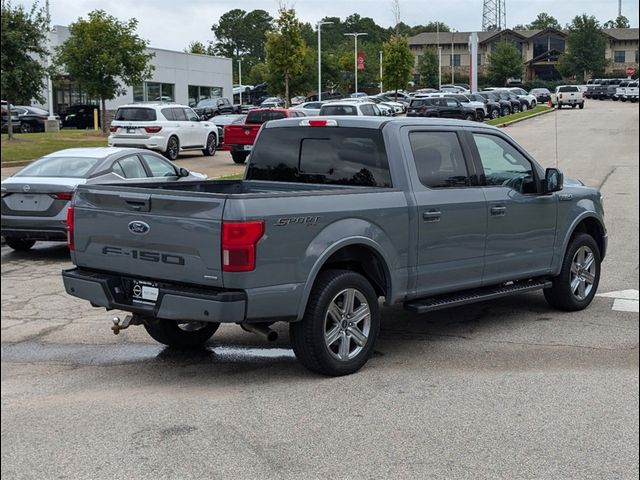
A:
[262,116,502,132]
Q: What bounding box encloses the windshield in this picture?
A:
[196,99,217,107]
[15,156,100,178]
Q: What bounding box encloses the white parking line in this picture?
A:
[597,289,640,313]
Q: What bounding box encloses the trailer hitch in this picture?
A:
[111,315,144,335]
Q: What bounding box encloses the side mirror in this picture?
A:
[543,168,563,193]
[178,167,190,177]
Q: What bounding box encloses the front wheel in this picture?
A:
[231,151,249,164]
[464,113,475,121]
[202,133,217,156]
[290,270,380,376]
[521,103,528,112]
[544,233,601,311]
[490,109,500,119]
[501,106,511,116]
[579,103,584,109]
[164,136,179,161]
[20,122,33,133]
[5,237,36,251]
[512,104,520,114]
[144,318,219,348]
[557,103,562,109]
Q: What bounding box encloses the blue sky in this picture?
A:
[16,0,640,51]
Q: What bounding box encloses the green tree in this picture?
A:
[527,13,561,30]
[603,16,630,29]
[54,10,154,133]
[486,41,524,85]
[185,41,215,55]
[557,15,607,81]
[211,9,273,61]
[382,35,413,97]
[1,1,49,138]
[418,48,439,88]
[265,9,307,106]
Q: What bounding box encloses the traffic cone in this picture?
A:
[547,99,552,108]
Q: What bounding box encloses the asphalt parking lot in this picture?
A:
[1,100,638,480]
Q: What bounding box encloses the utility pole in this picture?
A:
[238,60,242,105]
[451,31,455,84]
[44,0,59,131]
[344,32,368,94]
[317,21,333,101]
[379,50,383,93]
[437,23,441,89]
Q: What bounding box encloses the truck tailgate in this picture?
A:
[71,187,225,288]
[223,124,260,146]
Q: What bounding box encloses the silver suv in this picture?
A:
[108,103,219,161]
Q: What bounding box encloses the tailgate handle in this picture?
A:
[120,193,151,212]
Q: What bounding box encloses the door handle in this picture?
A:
[423,210,441,222]
[490,206,506,216]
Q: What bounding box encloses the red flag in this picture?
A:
[357,51,365,70]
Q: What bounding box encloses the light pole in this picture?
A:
[44,0,58,131]
[438,46,442,90]
[317,21,333,101]
[451,30,456,84]
[379,50,383,93]
[238,60,242,105]
[344,32,368,95]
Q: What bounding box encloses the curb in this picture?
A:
[1,160,33,169]
[492,107,555,128]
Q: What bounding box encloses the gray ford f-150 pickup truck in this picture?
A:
[62,116,607,375]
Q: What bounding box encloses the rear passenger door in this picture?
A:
[403,128,487,296]
[111,155,148,180]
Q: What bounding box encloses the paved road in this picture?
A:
[2,100,638,480]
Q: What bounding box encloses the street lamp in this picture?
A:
[379,50,383,93]
[344,32,368,95]
[317,21,333,102]
[238,60,243,105]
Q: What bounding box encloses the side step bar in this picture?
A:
[404,278,552,314]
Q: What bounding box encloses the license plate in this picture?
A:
[243,145,253,151]
[126,127,136,133]
[131,280,159,305]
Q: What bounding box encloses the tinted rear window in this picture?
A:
[114,108,156,121]
[16,156,100,178]
[246,127,391,187]
[558,86,579,93]
[246,111,287,124]
[320,105,358,116]
[410,99,430,107]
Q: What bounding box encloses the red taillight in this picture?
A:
[66,206,75,250]
[144,126,162,133]
[51,192,73,201]
[37,115,48,120]
[222,221,264,272]
[109,125,118,133]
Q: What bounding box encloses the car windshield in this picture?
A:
[213,114,246,125]
[23,107,49,115]
[558,86,579,92]
[246,111,286,124]
[15,156,100,178]
[196,99,217,107]
[114,108,156,121]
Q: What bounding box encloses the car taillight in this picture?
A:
[66,206,75,251]
[51,192,73,201]
[109,125,118,133]
[144,126,162,133]
[222,221,264,272]
[37,115,48,120]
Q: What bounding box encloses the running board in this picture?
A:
[404,279,552,314]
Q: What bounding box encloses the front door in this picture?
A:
[405,129,487,297]
[468,132,557,285]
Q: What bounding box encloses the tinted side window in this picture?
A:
[445,99,459,108]
[409,132,470,188]
[184,108,199,121]
[113,156,148,178]
[142,154,177,177]
[472,134,534,191]
[360,104,373,116]
[320,105,358,116]
[172,108,187,121]
[247,127,391,187]
[161,108,175,121]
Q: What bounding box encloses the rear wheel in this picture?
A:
[164,136,179,161]
[501,106,511,116]
[464,112,475,121]
[20,122,33,133]
[290,269,380,376]
[579,103,584,109]
[231,151,249,164]
[490,109,500,119]
[521,103,528,112]
[144,318,219,348]
[512,104,520,114]
[202,133,216,156]
[5,237,36,251]
[557,103,562,109]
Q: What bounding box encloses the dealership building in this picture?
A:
[39,25,233,114]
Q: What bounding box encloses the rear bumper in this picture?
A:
[222,143,253,152]
[62,268,246,323]
[1,212,68,241]
[108,134,168,151]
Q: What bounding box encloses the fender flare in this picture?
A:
[552,212,606,275]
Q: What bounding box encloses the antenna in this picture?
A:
[482,0,506,31]
[554,103,559,168]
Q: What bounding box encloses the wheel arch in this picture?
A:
[554,213,607,275]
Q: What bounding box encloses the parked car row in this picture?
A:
[584,78,638,101]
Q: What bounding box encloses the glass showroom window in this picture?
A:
[132,82,175,102]
[188,85,224,106]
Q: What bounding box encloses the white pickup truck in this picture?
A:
[551,86,585,109]
[621,81,638,102]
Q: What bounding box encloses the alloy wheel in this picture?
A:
[324,288,371,362]
[570,246,596,301]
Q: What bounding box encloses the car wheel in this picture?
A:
[202,133,216,156]
[20,122,32,133]
[464,113,475,121]
[231,152,248,164]
[512,104,520,113]
[164,136,179,161]
[557,103,562,109]
[521,103,528,112]
[579,103,584,109]
[289,269,380,376]
[621,97,627,102]
[544,233,601,311]
[144,318,219,348]
[491,109,500,119]
[501,106,511,116]
[5,237,36,251]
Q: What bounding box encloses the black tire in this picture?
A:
[475,110,485,122]
[164,136,179,161]
[521,103,528,112]
[544,233,601,311]
[621,97,627,102]
[557,103,562,109]
[5,237,36,251]
[202,133,217,156]
[290,269,381,376]
[579,103,584,109]
[20,122,33,133]
[464,113,475,121]
[512,104,520,113]
[501,106,511,116]
[490,109,500,119]
[144,318,219,348]
[231,151,248,164]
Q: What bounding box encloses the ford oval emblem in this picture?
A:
[128,221,150,235]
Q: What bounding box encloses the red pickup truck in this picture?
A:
[223,108,306,164]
